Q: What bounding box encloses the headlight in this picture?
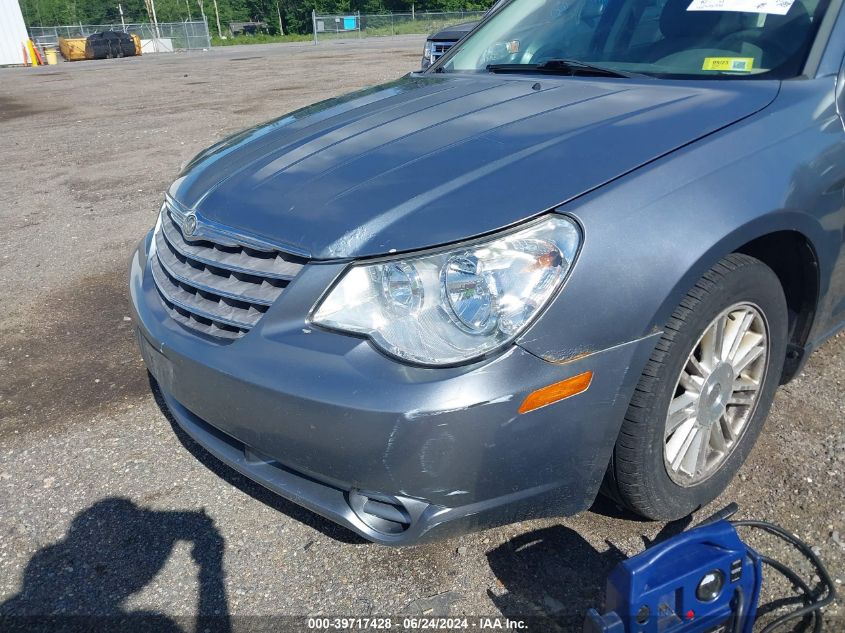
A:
[423,40,433,62]
[311,215,581,366]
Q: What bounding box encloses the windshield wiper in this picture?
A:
[487,58,638,78]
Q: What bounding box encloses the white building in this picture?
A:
[0,0,28,66]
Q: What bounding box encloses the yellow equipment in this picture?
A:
[58,37,87,61]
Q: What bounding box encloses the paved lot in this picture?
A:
[0,38,843,631]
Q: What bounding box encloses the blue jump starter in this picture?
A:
[585,518,763,633]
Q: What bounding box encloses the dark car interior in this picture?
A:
[610,0,817,75]
[459,0,828,78]
[558,0,819,74]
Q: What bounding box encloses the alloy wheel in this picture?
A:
[663,303,769,486]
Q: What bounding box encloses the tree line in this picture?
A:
[21,0,492,36]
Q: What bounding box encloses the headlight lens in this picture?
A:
[423,40,433,62]
[443,255,496,334]
[379,261,424,314]
[311,215,580,365]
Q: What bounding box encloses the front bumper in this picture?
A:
[130,231,658,545]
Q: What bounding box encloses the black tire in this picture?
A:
[606,253,788,520]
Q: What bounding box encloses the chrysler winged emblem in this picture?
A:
[183,212,198,237]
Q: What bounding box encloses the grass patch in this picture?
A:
[213,14,484,45]
[363,18,480,37]
[211,32,314,45]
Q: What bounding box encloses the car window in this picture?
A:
[439,0,830,78]
[627,0,669,48]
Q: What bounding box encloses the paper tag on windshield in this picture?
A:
[687,0,795,15]
[702,57,754,71]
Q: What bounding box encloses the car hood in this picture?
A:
[170,73,779,259]
[429,22,478,40]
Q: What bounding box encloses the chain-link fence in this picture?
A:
[312,11,485,43]
[30,21,211,52]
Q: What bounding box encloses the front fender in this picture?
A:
[517,79,844,363]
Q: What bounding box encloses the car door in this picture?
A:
[824,18,845,337]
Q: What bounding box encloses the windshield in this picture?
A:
[438,0,830,78]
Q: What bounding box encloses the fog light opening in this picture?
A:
[348,489,412,535]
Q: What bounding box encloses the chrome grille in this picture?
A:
[432,41,455,62]
[151,202,307,340]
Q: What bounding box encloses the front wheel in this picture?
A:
[607,253,788,520]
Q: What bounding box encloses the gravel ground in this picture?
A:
[0,38,843,632]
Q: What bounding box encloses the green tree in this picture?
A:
[23,0,492,33]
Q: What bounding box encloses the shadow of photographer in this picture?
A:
[0,497,231,633]
[487,514,694,630]
[487,524,627,631]
[147,373,366,545]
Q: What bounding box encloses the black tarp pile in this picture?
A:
[84,32,138,60]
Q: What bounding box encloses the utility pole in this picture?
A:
[150,0,161,38]
[212,0,223,38]
[143,0,162,48]
[276,1,284,35]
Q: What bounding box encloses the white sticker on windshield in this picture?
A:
[686,0,794,15]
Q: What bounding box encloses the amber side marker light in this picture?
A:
[518,370,594,414]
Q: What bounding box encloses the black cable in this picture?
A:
[696,502,740,527]
[731,519,836,633]
[757,555,820,633]
[730,587,745,633]
[755,556,814,616]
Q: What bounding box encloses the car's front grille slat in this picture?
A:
[151,256,264,330]
[160,298,245,340]
[159,212,303,281]
[150,203,307,339]
[155,230,285,306]
[431,41,455,62]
